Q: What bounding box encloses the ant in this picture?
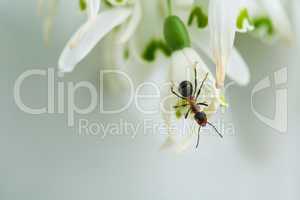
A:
[171,65,223,148]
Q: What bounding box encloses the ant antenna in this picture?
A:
[207,122,223,138]
[196,126,201,148]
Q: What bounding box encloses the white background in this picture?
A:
[0,0,299,200]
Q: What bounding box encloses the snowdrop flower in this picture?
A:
[173,0,250,86]
[190,30,250,86]
[161,15,221,152]
[58,0,142,73]
[209,0,254,88]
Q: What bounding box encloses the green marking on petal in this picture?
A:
[188,6,208,28]
[79,0,87,11]
[142,39,172,62]
[164,15,191,52]
[124,47,130,60]
[253,17,274,36]
[236,8,253,30]
[105,0,129,6]
[175,99,188,119]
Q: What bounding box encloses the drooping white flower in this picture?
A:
[208,0,249,88]
[58,0,142,73]
[160,15,221,152]
[190,30,250,86]
[160,47,221,152]
[173,1,251,86]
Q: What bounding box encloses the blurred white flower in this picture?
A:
[37,0,59,45]
[58,0,142,72]
[246,0,293,41]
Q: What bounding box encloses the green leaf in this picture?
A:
[164,15,191,52]
[142,39,172,62]
[188,6,208,28]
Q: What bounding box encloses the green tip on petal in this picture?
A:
[188,6,208,28]
[219,95,229,108]
[164,15,191,52]
[236,8,253,30]
[79,0,87,11]
[142,39,172,62]
[253,17,274,36]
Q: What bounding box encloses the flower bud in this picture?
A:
[164,15,191,52]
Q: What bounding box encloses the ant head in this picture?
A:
[194,111,207,126]
[178,80,193,98]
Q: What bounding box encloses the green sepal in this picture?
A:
[188,6,208,28]
[164,15,191,52]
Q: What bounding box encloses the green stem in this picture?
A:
[167,0,173,15]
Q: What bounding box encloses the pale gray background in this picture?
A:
[0,0,299,200]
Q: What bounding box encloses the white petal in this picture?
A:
[174,0,194,8]
[209,0,240,88]
[58,8,131,72]
[190,30,250,86]
[243,0,263,17]
[87,0,101,19]
[260,0,293,41]
[117,0,142,44]
[227,49,250,85]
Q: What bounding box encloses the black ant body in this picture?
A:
[171,66,223,148]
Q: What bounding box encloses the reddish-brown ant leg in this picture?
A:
[196,73,209,100]
[196,126,201,148]
[171,86,185,99]
[193,64,198,96]
[173,104,189,109]
[207,122,223,138]
[197,103,208,107]
[185,108,191,119]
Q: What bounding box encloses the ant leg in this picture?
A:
[207,122,223,138]
[173,104,189,109]
[196,126,201,148]
[185,108,191,119]
[196,73,209,100]
[171,86,185,100]
[193,63,198,96]
[197,102,208,107]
